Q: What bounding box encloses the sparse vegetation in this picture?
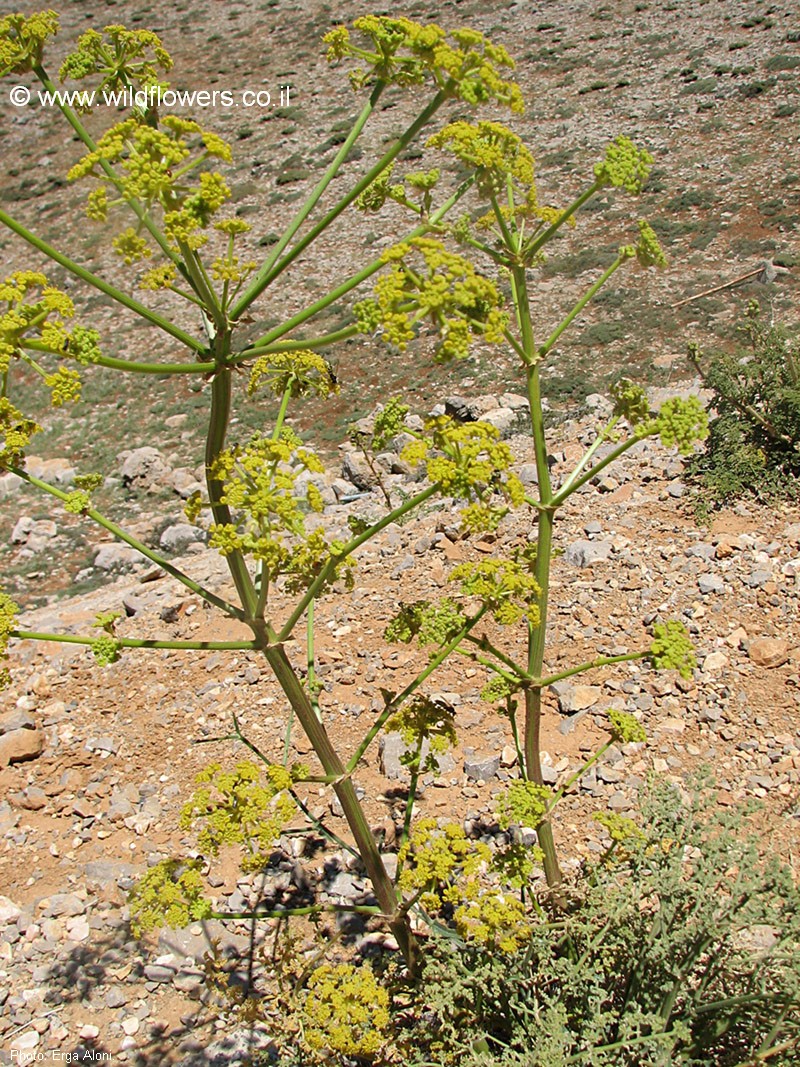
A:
[687,302,800,514]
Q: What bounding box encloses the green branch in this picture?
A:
[23,340,215,375]
[347,607,487,774]
[12,630,257,651]
[232,82,384,318]
[236,178,473,359]
[526,180,602,260]
[231,87,448,319]
[535,650,647,689]
[0,208,205,353]
[277,483,439,642]
[538,253,626,360]
[32,63,184,271]
[9,465,244,620]
[551,430,654,507]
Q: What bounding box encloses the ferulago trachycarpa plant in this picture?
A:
[0,12,707,982]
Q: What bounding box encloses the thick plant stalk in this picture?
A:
[513,264,564,888]
[259,634,416,972]
[203,337,417,969]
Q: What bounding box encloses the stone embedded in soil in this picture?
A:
[698,574,725,594]
[159,523,205,552]
[0,728,43,767]
[550,682,601,713]
[0,895,21,924]
[0,709,36,734]
[42,893,86,918]
[377,732,454,780]
[120,446,171,489]
[564,539,613,568]
[10,1031,39,1053]
[464,754,501,781]
[93,544,141,571]
[748,637,790,669]
[702,650,729,672]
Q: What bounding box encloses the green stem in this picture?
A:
[259,632,417,973]
[566,1029,676,1063]
[234,84,384,317]
[205,364,258,617]
[464,632,530,679]
[306,600,322,722]
[535,650,647,689]
[23,340,215,375]
[272,384,293,441]
[210,903,382,921]
[231,88,448,319]
[278,483,439,641]
[12,630,256,651]
[538,254,626,361]
[0,208,204,353]
[178,242,224,333]
[548,741,613,808]
[221,712,358,859]
[9,466,244,620]
[511,263,563,890]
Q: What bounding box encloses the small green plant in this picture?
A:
[687,302,800,513]
[0,7,710,1016]
[396,779,800,1066]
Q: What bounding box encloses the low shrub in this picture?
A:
[687,302,800,513]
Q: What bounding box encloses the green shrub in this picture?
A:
[399,779,800,1067]
[687,303,800,512]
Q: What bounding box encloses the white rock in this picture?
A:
[703,651,729,671]
[11,1031,40,1052]
[0,894,21,923]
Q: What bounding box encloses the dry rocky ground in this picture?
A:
[0,0,799,1063]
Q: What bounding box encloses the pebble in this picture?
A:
[698,574,725,595]
[565,539,613,568]
[748,637,790,669]
[0,728,43,767]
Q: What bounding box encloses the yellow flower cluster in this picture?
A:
[429,120,534,197]
[0,397,40,470]
[0,590,20,690]
[180,760,297,870]
[302,962,391,1060]
[451,558,541,626]
[399,818,490,911]
[0,271,99,415]
[323,16,523,113]
[606,708,647,745]
[128,859,211,937]
[356,237,507,363]
[68,115,233,251]
[206,431,353,594]
[386,695,457,772]
[59,23,172,89]
[496,779,552,830]
[0,10,58,75]
[594,135,654,195]
[649,619,697,679]
[248,350,337,400]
